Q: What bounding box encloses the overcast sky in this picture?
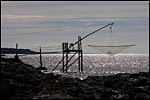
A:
[1,1,149,54]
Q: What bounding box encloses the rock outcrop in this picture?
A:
[1,57,149,99]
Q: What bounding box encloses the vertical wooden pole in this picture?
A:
[81,49,83,73]
[39,46,42,68]
[16,43,18,56]
[15,43,19,61]
[62,43,65,72]
[78,36,81,73]
[65,43,68,72]
[79,36,83,73]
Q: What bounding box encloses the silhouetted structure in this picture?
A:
[39,46,43,68]
[52,23,114,73]
[52,36,83,73]
[14,43,19,61]
[36,46,47,71]
[62,36,83,73]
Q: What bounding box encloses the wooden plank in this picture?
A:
[64,50,82,52]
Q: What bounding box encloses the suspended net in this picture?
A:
[31,45,62,53]
[85,23,136,56]
[87,44,136,56]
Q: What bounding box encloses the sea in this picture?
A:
[4,54,149,80]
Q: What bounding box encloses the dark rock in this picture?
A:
[1,58,149,99]
[36,67,47,71]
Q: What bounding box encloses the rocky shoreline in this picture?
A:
[1,57,149,99]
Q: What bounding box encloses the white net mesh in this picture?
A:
[87,44,136,56]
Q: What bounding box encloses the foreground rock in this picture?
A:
[1,57,149,99]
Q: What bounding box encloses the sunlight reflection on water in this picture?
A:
[4,54,149,79]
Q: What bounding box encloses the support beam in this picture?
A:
[67,58,79,70]
[78,36,81,73]
[65,52,68,72]
[78,50,81,73]
[62,43,65,72]
[16,43,18,56]
[65,43,69,72]
[14,43,19,61]
[81,49,83,73]
[60,52,78,71]
[39,46,42,68]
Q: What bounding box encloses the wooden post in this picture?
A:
[16,43,18,56]
[14,43,19,61]
[62,43,65,72]
[81,49,83,73]
[78,36,81,73]
[39,46,42,68]
[65,43,68,72]
[81,43,83,73]
[79,36,83,73]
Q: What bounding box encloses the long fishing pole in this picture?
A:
[72,22,114,47]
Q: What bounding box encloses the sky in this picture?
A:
[1,1,149,54]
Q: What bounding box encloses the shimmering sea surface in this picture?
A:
[4,54,149,79]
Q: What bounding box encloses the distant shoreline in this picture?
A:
[1,48,60,54]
